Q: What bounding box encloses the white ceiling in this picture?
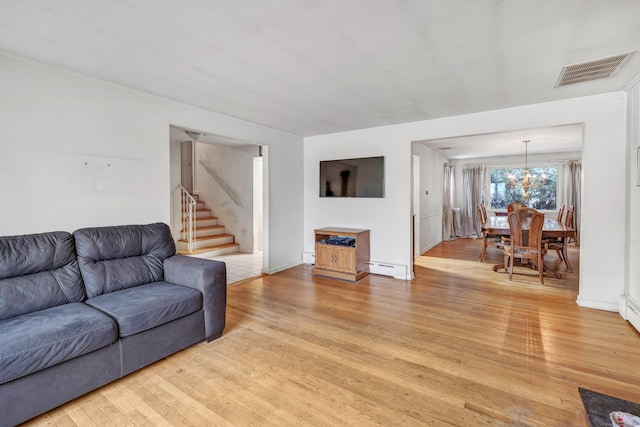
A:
[417,124,584,159]
[1,1,639,138]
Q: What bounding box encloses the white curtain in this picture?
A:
[442,163,456,240]
[461,164,485,238]
[562,160,581,243]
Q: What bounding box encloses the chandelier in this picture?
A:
[507,140,547,200]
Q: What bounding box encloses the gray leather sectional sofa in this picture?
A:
[0,223,226,427]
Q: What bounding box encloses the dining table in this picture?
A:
[482,215,576,278]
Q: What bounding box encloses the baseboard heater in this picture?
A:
[622,297,640,334]
[367,261,409,280]
[302,252,410,280]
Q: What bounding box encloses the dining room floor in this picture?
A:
[423,237,580,290]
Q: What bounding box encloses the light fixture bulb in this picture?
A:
[505,139,545,199]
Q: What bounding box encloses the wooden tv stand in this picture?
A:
[312,227,370,281]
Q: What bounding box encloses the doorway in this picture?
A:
[413,154,421,260]
[181,141,193,193]
[169,125,268,283]
[253,155,264,252]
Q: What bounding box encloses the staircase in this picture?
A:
[177,193,240,256]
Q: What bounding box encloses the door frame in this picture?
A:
[180,140,194,193]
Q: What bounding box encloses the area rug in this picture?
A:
[579,387,640,427]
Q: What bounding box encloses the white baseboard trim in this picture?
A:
[419,239,441,256]
[266,261,302,275]
[576,296,619,312]
[620,295,640,333]
[302,251,410,280]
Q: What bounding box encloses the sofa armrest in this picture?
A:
[163,255,226,342]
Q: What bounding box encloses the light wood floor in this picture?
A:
[26,240,640,426]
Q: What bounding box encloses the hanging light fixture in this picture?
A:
[507,140,547,200]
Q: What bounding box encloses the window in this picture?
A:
[489,166,558,210]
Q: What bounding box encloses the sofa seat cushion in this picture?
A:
[0,302,118,385]
[86,282,202,337]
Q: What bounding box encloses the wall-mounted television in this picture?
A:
[319,156,384,198]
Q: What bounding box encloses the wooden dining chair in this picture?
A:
[547,205,574,272]
[476,204,486,223]
[557,203,565,222]
[478,204,503,261]
[502,207,547,284]
[507,202,526,213]
[565,205,574,229]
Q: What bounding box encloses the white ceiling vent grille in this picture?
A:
[555,51,635,87]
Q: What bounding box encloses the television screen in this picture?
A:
[319,156,384,198]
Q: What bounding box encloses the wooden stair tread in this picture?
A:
[182,216,217,221]
[178,195,238,256]
[180,225,224,232]
[182,207,211,212]
[196,225,224,230]
[178,234,233,242]
[177,242,239,255]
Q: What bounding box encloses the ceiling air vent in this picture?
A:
[555,51,634,87]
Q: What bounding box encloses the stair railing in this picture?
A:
[180,185,197,252]
[198,158,242,207]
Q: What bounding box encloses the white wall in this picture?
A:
[304,131,412,277]
[304,92,627,311]
[0,53,303,274]
[626,82,640,309]
[194,142,257,253]
[412,143,447,254]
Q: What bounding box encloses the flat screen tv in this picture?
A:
[319,156,384,198]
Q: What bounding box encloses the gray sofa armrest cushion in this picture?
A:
[163,255,226,341]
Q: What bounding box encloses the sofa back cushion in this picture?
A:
[73,223,176,298]
[0,231,86,320]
